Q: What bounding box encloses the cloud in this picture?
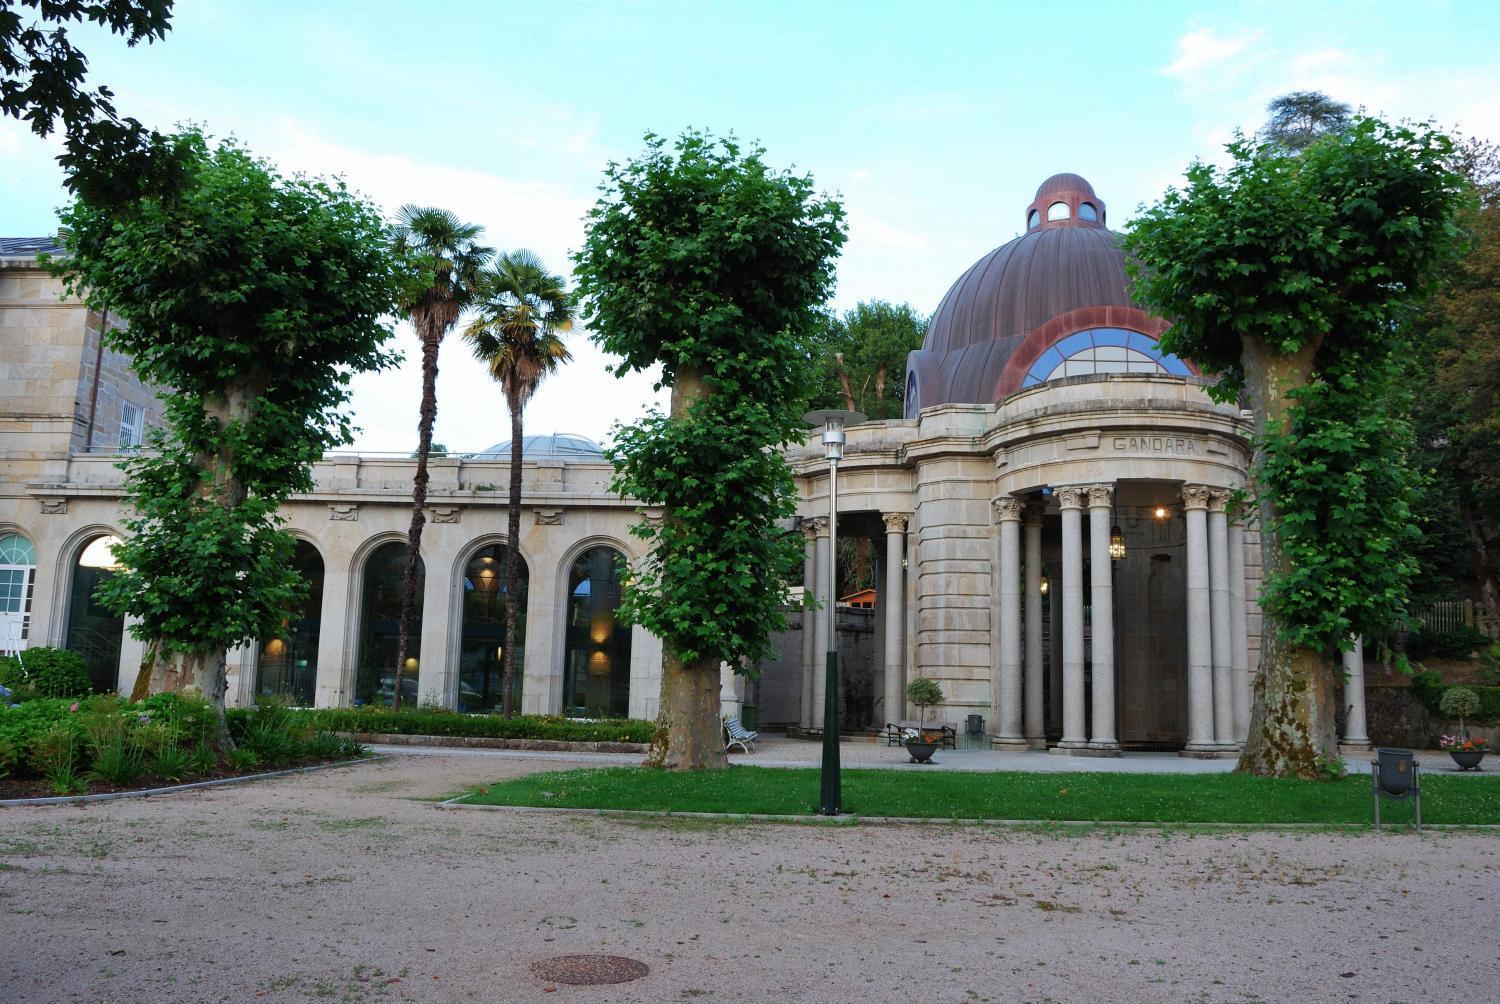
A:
[1163,27,1263,80]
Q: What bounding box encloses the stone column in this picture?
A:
[1023,506,1046,749]
[994,497,1026,748]
[1183,485,1216,753]
[1055,486,1088,752]
[810,518,832,730]
[1087,484,1119,753]
[1208,490,1236,749]
[799,517,824,730]
[882,513,908,727]
[1342,636,1371,750]
[315,561,352,708]
[1228,515,1251,741]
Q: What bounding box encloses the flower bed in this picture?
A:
[0,692,366,800]
[279,707,656,744]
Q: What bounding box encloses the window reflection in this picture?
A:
[562,546,631,718]
[459,544,528,712]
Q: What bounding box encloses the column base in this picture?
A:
[1339,740,1373,755]
[1180,743,1236,759]
[1049,743,1122,758]
[1086,740,1122,756]
[1025,735,1048,751]
[991,736,1031,750]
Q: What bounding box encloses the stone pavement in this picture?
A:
[370,733,1476,775]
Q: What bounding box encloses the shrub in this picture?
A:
[47,760,86,796]
[1411,670,1500,726]
[227,746,260,771]
[285,707,655,744]
[1407,625,1491,660]
[906,677,946,730]
[1440,686,1482,735]
[188,741,217,775]
[1478,645,1500,686]
[87,739,145,786]
[0,647,92,698]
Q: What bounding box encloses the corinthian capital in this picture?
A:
[1086,484,1114,509]
[882,512,911,533]
[993,496,1025,522]
[1054,485,1086,510]
[800,515,829,539]
[1208,489,1230,513]
[1181,484,1212,510]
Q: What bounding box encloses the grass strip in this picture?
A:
[457,765,1500,825]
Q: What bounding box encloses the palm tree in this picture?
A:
[390,206,492,710]
[463,250,574,716]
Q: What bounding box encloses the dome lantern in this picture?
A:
[1025,173,1106,231]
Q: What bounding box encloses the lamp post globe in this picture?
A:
[802,409,865,815]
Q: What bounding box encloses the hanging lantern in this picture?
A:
[1039,575,1049,595]
[1109,525,1126,560]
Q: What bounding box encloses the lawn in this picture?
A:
[455,765,1500,825]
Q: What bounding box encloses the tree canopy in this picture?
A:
[1124,118,1464,776]
[808,300,927,420]
[49,130,402,725]
[1,0,186,201]
[1260,90,1352,151]
[573,130,845,768]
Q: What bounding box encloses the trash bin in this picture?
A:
[741,704,757,730]
[966,714,984,736]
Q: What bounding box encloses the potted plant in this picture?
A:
[1438,686,1488,770]
[903,677,945,764]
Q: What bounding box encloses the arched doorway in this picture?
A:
[66,534,124,693]
[459,544,529,712]
[562,546,631,718]
[256,539,323,706]
[0,532,37,655]
[355,541,423,706]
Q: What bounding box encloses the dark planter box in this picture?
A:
[1448,748,1487,771]
[905,741,939,764]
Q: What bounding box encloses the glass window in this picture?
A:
[355,541,423,707]
[0,532,37,655]
[1023,329,1192,386]
[1046,201,1070,221]
[1078,202,1099,221]
[256,540,322,706]
[562,546,632,718]
[66,534,124,692]
[458,545,529,712]
[1027,209,1041,229]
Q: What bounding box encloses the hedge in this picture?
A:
[1412,670,1500,724]
[281,707,656,744]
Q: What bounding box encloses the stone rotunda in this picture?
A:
[785,173,1373,756]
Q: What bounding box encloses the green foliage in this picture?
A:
[1480,645,1500,686]
[1440,685,1482,721]
[227,746,260,771]
[48,130,402,662]
[905,677,944,709]
[188,741,217,775]
[1407,624,1491,660]
[151,744,190,782]
[573,131,846,667]
[1125,119,1465,653]
[0,0,187,203]
[0,647,91,698]
[276,706,655,744]
[808,301,928,420]
[1413,669,1500,724]
[86,737,145,787]
[1259,91,1351,151]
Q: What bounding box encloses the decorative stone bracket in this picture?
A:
[533,507,565,526]
[328,504,359,522]
[428,506,461,525]
[38,497,69,515]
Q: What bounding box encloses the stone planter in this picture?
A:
[1448,748,1487,771]
[905,741,939,764]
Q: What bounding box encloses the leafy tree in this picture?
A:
[574,131,846,769]
[1124,119,1464,778]
[1,0,187,202]
[48,131,402,744]
[1260,90,1352,151]
[1408,137,1500,622]
[1440,685,1480,736]
[809,300,927,420]
[389,207,492,710]
[905,677,944,732]
[462,250,574,716]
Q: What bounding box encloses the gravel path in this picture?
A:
[2,753,1497,1003]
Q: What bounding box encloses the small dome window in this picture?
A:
[1027,209,1041,230]
[1046,201,1070,222]
[1078,202,1098,222]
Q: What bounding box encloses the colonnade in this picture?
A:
[993,483,1256,756]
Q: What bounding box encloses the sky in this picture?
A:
[4,0,1499,453]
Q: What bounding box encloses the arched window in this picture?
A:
[1078,202,1099,222]
[458,544,529,712]
[256,540,322,706]
[1021,328,1192,388]
[0,532,37,655]
[904,370,920,419]
[1046,201,1070,221]
[562,546,632,718]
[355,541,423,707]
[66,534,124,692]
[1027,209,1041,229]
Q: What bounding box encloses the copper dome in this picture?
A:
[904,174,1172,417]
